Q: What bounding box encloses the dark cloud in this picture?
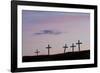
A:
[34,30,62,35]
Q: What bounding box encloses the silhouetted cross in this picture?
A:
[76,40,82,51]
[70,43,76,52]
[35,49,40,56]
[63,44,68,53]
[46,44,52,55]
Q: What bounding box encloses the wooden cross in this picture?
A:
[70,43,76,52]
[46,44,52,55]
[34,49,40,56]
[76,40,82,51]
[63,44,68,53]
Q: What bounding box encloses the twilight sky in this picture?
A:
[22,10,90,56]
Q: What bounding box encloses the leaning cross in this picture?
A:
[63,44,68,53]
[34,49,40,56]
[76,40,82,52]
[46,44,52,55]
[70,43,76,52]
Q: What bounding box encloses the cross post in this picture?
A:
[34,49,40,56]
[46,44,52,55]
[70,43,76,52]
[76,40,82,51]
[63,44,68,53]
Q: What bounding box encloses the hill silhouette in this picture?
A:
[22,50,90,62]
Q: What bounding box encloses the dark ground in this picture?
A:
[22,50,90,62]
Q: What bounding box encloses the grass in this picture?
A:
[22,50,90,62]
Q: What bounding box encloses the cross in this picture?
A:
[34,49,40,56]
[46,44,52,55]
[76,40,82,51]
[70,43,76,52]
[63,44,68,53]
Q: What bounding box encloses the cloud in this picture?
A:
[34,30,62,35]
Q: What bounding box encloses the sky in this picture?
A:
[22,10,90,56]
